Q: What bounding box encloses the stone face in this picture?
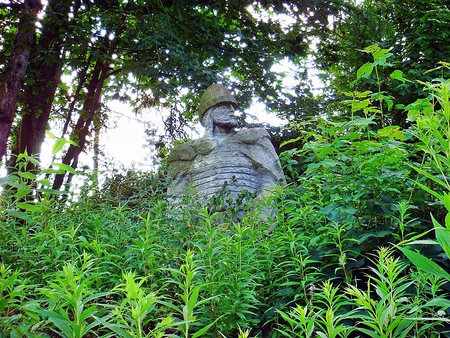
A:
[167,127,286,202]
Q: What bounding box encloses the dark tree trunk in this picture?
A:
[52,34,119,191]
[0,0,41,161]
[7,0,72,171]
[93,124,101,171]
[52,64,108,189]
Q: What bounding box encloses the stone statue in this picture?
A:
[167,83,285,211]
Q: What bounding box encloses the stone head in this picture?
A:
[199,83,238,128]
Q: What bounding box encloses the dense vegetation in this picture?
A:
[1,0,450,337]
[1,50,450,336]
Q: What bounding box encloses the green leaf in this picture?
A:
[441,191,450,213]
[191,323,213,338]
[35,310,73,338]
[0,175,14,186]
[191,314,224,338]
[52,163,77,174]
[376,125,399,138]
[18,171,36,180]
[41,168,64,174]
[424,297,450,309]
[374,52,393,67]
[91,315,133,338]
[52,138,67,155]
[372,47,391,60]
[187,285,201,312]
[79,305,97,322]
[350,98,371,111]
[351,116,375,126]
[58,82,69,91]
[383,95,394,110]
[6,209,36,224]
[397,246,450,280]
[16,202,42,213]
[38,178,52,187]
[352,62,374,84]
[391,70,406,83]
[434,219,450,260]
[46,130,56,140]
[280,136,302,148]
[409,163,448,195]
[17,154,41,167]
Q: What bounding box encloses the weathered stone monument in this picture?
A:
[167,83,285,211]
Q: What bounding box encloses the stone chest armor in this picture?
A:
[167,128,285,202]
[189,143,260,199]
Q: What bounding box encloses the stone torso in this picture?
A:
[185,139,260,200]
[167,128,285,202]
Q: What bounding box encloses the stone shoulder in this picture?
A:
[168,137,217,162]
[168,128,271,163]
[231,128,270,144]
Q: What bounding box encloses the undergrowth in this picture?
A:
[1,47,450,337]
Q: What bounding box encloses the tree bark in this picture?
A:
[52,35,118,191]
[0,0,41,161]
[93,124,101,172]
[51,62,106,190]
[7,0,72,171]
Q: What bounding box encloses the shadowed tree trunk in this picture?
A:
[7,0,73,171]
[0,0,41,161]
[52,34,118,191]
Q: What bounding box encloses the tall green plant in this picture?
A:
[162,249,220,338]
[398,72,450,286]
[346,248,418,337]
[276,280,351,338]
[33,254,109,338]
[97,271,175,338]
[0,263,40,336]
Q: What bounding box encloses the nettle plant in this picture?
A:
[398,66,450,292]
[277,46,435,271]
[275,48,450,338]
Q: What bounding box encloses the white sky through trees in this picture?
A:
[101,99,287,172]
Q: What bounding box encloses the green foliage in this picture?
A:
[32,255,109,338]
[316,0,450,126]
[397,68,450,297]
[2,0,343,193]
[346,248,418,337]
[277,114,421,277]
[3,58,450,338]
[99,271,175,338]
[99,169,169,206]
[276,280,351,338]
[0,263,38,336]
[162,249,221,338]
[277,248,447,338]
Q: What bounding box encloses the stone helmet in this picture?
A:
[198,83,238,119]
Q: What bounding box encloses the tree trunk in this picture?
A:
[93,124,101,171]
[7,0,72,171]
[0,0,41,161]
[52,34,119,191]
[52,60,109,190]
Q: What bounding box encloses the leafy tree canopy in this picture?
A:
[0,0,343,189]
[314,0,450,126]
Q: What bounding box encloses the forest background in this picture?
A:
[1,0,450,337]
[0,0,448,184]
